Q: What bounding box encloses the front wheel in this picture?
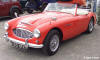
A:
[10,9,20,18]
[27,9,33,14]
[42,30,60,56]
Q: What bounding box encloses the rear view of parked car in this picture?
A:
[0,0,22,18]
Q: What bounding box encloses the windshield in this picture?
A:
[44,3,76,15]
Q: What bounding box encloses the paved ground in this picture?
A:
[0,16,100,60]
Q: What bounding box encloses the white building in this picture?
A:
[86,0,97,12]
[97,0,100,7]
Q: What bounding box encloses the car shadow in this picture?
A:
[8,28,96,57]
[61,33,85,45]
[9,33,87,57]
[10,46,48,57]
[60,28,96,48]
[0,17,12,22]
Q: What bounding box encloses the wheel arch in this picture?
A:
[9,6,21,16]
[88,12,96,25]
[42,27,62,56]
[48,27,63,41]
[91,16,95,25]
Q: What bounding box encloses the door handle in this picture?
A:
[66,24,72,26]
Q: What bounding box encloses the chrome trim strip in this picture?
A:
[21,22,32,25]
[14,28,33,35]
[16,28,32,33]
[4,36,43,48]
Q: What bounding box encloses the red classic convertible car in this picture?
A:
[4,3,96,56]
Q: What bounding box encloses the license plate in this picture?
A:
[11,42,28,49]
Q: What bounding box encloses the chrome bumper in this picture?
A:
[4,33,43,48]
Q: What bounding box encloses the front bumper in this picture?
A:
[4,33,43,48]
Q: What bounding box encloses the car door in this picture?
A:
[71,14,89,37]
[62,14,89,40]
[63,17,78,40]
[63,16,83,40]
[57,16,78,40]
[0,0,11,16]
[75,15,89,32]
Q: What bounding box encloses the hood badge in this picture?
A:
[50,17,57,24]
[17,22,32,28]
[17,23,26,28]
[21,22,32,25]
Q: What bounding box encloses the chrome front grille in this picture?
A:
[13,28,33,39]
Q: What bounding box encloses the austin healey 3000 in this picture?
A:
[4,2,96,56]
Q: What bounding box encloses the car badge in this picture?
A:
[17,22,27,28]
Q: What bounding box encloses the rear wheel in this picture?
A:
[27,9,33,14]
[42,30,60,56]
[86,18,94,33]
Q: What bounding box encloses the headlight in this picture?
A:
[33,28,40,38]
[4,22,9,30]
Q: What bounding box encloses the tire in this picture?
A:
[86,18,94,33]
[27,9,33,14]
[40,3,47,12]
[42,30,60,56]
[10,8,20,18]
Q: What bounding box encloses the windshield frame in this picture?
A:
[44,3,77,15]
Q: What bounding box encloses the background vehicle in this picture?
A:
[25,0,48,13]
[0,0,22,18]
[19,0,27,9]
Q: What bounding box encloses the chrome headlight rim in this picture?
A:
[33,28,41,38]
[4,22,9,30]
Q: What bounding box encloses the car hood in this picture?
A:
[8,11,73,31]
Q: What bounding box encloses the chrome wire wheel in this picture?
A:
[50,35,59,52]
[42,30,60,56]
[89,20,94,32]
